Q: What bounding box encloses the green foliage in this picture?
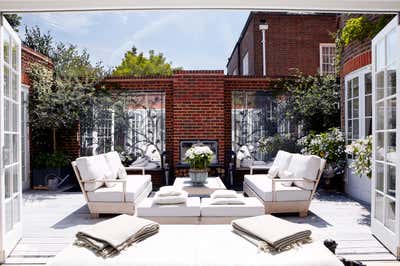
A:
[275,73,340,134]
[345,136,372,178]
[258,134,300,158]
[24,26,53,57]
[341,16,372,46]
[113,46,181,76]
[4,14,21,32]
[32,151,70,168]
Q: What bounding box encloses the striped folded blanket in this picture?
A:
[75,214,159,258]
[231,215,312,252]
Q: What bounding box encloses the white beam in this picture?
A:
[0,0,399,13]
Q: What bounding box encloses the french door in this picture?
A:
[371,15,400,258]
[0,17,22,262]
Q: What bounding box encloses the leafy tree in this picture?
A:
[4,14,21,32]
[275,73,340,134]
[24,25,53,57]
[113,46,180,76]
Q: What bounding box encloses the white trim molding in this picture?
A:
[0,0,399,13]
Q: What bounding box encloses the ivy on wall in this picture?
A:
[334,15,394,72]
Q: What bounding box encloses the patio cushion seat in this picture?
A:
[137,197,201,217]
[287,154,321,190]
[244,175,311,202]
[75,155,110,192]
[271,150,293,178]
[103,151,123,179]
[87,174,151,202]
[200,197,264,217]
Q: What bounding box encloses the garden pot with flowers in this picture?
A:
[185,144,214,185]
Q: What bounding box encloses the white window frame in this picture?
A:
[242,52,249,76]
[319,43,336,75]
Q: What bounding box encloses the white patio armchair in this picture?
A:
[71,151,152,218]
[243,150,326,217]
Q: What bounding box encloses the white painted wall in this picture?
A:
[345,164,371,204]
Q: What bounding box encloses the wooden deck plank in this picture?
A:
[3,190,398,265]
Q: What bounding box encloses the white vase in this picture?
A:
[189,169,208,185]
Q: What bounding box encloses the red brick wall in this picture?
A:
[227,12,337,76]
[21,45,53,86]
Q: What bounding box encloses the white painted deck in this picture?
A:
[2,190,399,265]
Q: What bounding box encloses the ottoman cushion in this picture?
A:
[200,197,264,217]
[137,197,201,217]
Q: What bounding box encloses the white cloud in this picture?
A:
[36,12,99,34]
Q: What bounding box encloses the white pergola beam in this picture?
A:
[0,0,399,13]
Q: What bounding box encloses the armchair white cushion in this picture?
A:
[75,155,109,191]
[287,154,321,190]
[271,151,293,178]
[244,175,311,202]
[104,151,123,178]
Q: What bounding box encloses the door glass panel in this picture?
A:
[4,66,10,97]
[385,198,396,232]
[365,118,372,136]
[5,167,11,199]
[387,98,396,129]
[365,95,372,116]
[13,165,19,193]
[12,40,17,70]
[376,162,384,191]
[12,72,18,100]
[365,73,372,94]
[387,30,397,66]
[375,193,384,222]
[353,119,359,139]
[376,71,385,100]
[376,101,384,130]
[376,40,385,71]
[3,31,10,64]
[13,103,18,131]
[387,165,396,197]
[5,100,10,131]
[347,101,352,119]
[4,134,11,165]
[353,99,359,118]
[5,201,12,232]
[13,195,21,223]
[376,133,384,161]
[387,69,396,96]
[387,132,396,163]
[353,77,359,97]
[347,80,352,98]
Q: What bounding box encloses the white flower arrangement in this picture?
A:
[185,145,214,169]
[345,135,372,178]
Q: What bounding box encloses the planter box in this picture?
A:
[345,164,371,204]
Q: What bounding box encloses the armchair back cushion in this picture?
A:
[288,154,321,190]
[76,155,110,191]
[104,151,123,179]
[271,151,293,178]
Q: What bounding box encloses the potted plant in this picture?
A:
[184,144,214,184]
[345,135,372,178]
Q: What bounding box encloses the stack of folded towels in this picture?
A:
[153,186,188,205]
[231,215,312,252]
[210,190,245,205]
[75,214,159,258]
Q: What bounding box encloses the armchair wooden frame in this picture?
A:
[71,161,152,218]
[243,159,326,217]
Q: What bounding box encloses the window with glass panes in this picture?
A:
[346,77,360,143]
[319,43,336,75]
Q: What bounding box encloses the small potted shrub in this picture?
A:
[185,144,214,185]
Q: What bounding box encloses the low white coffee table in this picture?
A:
[173,177,226,197]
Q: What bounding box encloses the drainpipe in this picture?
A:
[259,21,269,76]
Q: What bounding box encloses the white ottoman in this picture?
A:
[136,197,201,224]
[200,197,264,224]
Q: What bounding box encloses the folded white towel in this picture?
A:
[153,191,188,205]
[157,186,184,197]
[210,190,240,199]
[210,197,246,205]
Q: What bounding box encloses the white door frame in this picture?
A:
[0,16,22,262]
[371,15,400,258]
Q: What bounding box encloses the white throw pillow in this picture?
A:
[280,170,295,187]
[268,165,279,178]
[288,154,321,190]
[75,155,108,191]
[118,166,128,179]
[104,170,116,188]
[271,151,293,178]
[210,190,240,199]
[104,151,123,179]
[158,186,183,197]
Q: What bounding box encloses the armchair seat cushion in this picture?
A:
[244,175,311,202]
[87,175,151,202]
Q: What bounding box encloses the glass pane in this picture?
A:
[387,98,396,130]
[5,167,11,199]
[4,66,10,97]
[13,103,18,131]
[352,77,359,97]
[365,73,372,95]
[353,99,359,118]
[347,120,352,141]
[387,30,397,66]
[365,95,372,117]
[4,134,11,165]
[353,119,359,139]
[387,165,396,198]
[347,101,352,119]
[3,31,10,64]
[387,69,396,96]
[13,195,21,224]
[376,71,384,100]
[13,164,19,193]
[12,72,18,100]
[12,40,18,70]
[376,101,384,130]
[387,132,396,163]
[376,163,384,191]
[5,201,12,232]
[376,40,385,71]
[384,198,396,232]
[365,118,372,136]
[13,134,18,163]
[376,133,384,161]
[375,193,384,222]
[347,80,352,99]
[5,100,10,131]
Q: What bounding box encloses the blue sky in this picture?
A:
[20,11,249,71]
